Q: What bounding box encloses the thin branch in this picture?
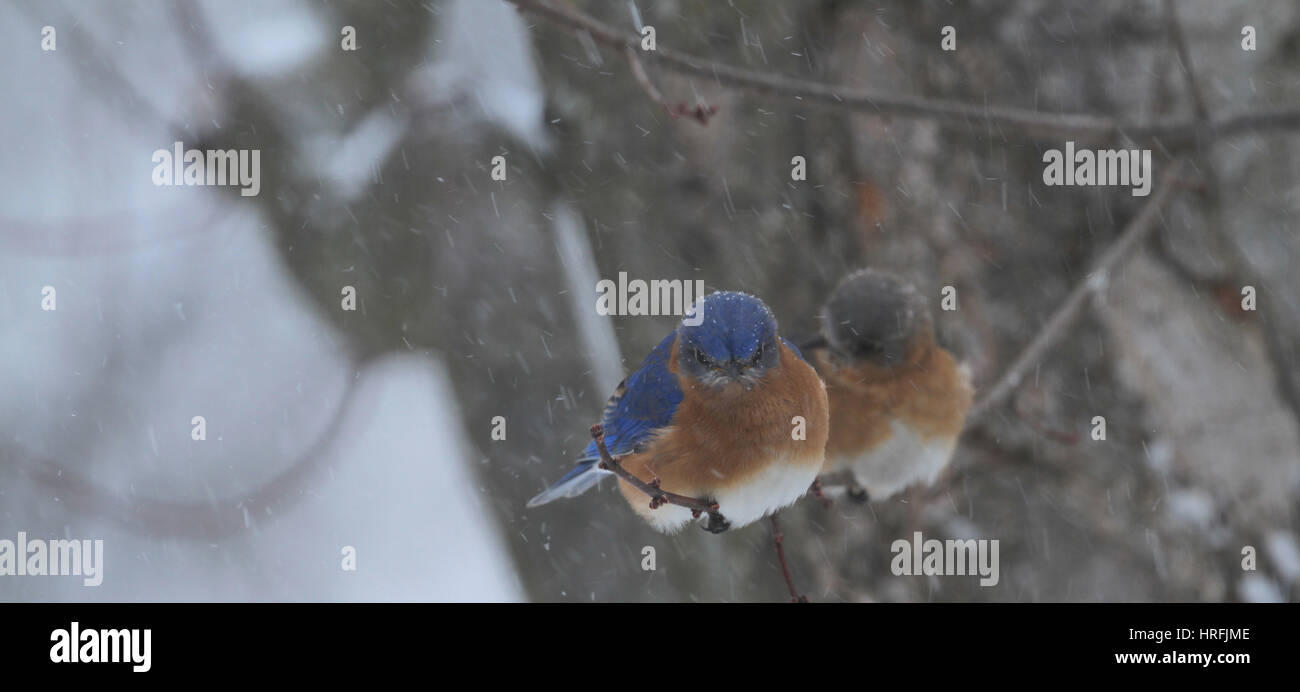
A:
[1164,0,1211,124]
[506,0,1300,145]
[968,160,1187,421]
[769,513,808,603]
[1162,4,1300,433]
[589,424,727,525]
[623,45,669,110]
[623,47,718,125]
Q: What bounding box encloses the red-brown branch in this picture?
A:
[967,161,1188,421]
[506,0,1300,145]
[589,424,721,517]
[770,513,808,603]
[623,47,717,125]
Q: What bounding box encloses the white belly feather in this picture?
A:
[836,420,957,501]
[634,454,821,534]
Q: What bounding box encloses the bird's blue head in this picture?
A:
[677,291,781,389]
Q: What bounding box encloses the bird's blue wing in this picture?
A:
[526,331,683,508]
[581,330,683,460]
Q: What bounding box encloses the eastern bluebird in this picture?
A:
[527,291,829,533]
[806,269,972,502]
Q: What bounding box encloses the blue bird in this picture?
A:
[527,291,829,533]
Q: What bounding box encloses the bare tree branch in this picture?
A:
[968,160,1187,421]
[1162,3,1300,433]
[622,46,718,125]
[623,45,669,112]
[507,0,1300,145]
[769,513,808,602]
[1164,0,1211,124]
[589,424,729,530]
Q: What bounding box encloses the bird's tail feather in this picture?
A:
[526,460,609,508]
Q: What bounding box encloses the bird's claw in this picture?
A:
[702,511,731,534]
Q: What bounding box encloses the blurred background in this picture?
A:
[1,0,1298,602]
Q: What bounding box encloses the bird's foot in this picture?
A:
[702,511,731,534]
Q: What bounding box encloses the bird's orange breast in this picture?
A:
[815,336,972,472]
[617,341,829,499]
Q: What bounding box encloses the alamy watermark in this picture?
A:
[50,622,151,673]
[152,141,261,197]
[0,531,103,586]
[1042,141,1152,197]
[596,272,705,325]
[890,531,999,587]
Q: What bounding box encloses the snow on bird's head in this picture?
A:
[677,291,780,387]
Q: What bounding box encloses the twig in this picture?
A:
[623,47,717,125]
[506,0,1300,145]
[623,46,668,110]
[589,424,724,521]
[1162,5,1300,433]
[967,160,1187,421]
[1164,0,1211,125]
[770,513,808,603]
